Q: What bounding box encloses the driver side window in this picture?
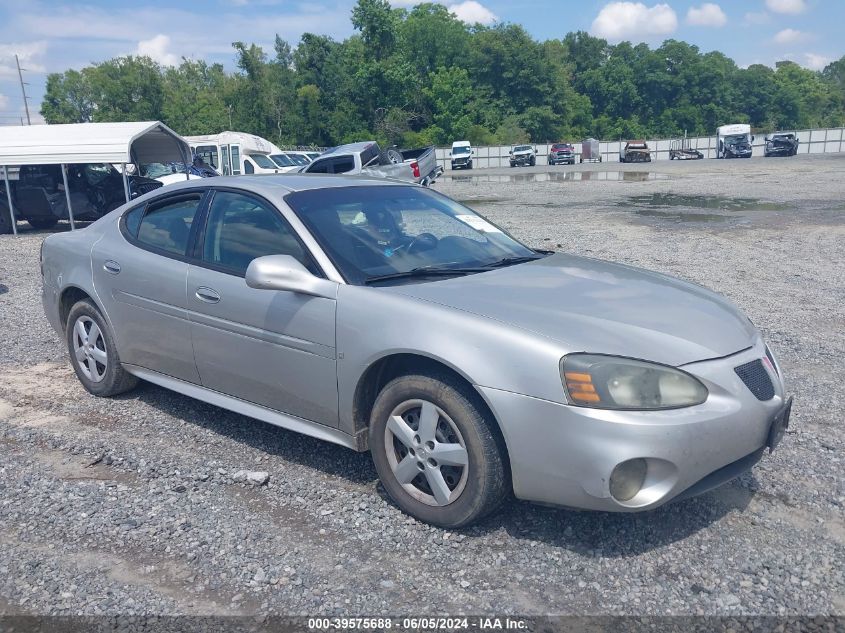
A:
[201,191,319,277]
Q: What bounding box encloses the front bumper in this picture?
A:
[480,340,788,511]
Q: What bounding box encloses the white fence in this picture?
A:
[434,127,845,170]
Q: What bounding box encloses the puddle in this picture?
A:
[622,193,789,212]
[443,171,669,183]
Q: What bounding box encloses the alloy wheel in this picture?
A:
[384,399,469,506]
[72,316,108,382]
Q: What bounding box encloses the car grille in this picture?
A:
[734,359,775,401]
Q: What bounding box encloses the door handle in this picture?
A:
[195,286,220,304]
[103,260,121,274]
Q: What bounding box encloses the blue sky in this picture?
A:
[1,0,842,125]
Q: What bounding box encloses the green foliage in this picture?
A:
[40,0,845,146]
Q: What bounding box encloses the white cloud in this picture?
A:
[765,0,806,14]
[135,34,180,66]
[686,3,727,27]
[591,2,678,42]
[773,28,809,44]
[0,41,48,79]
[447,1,498,25]
[0,93,8,110]
[389,0,498,23]
[802,53,831,70]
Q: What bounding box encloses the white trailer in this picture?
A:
[184,131,282,175]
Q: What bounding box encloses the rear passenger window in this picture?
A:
[123,205,144,237]
[136,195,202,256]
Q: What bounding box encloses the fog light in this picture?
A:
[610,459,648,501]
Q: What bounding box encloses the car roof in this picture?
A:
[139,174,410,202]
[322,141,376,156]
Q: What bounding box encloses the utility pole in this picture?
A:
[15,54,31,126]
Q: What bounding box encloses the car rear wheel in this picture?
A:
[369,373,508,527]
[66,299,138,397]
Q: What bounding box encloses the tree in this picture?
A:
[351,0,398,61]
[36,10,844,147]
[41,70,95,123]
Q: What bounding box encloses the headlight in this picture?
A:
[560,354,708,410]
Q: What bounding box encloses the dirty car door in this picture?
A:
[187,190,339,427]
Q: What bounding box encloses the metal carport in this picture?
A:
[0,121,190,235]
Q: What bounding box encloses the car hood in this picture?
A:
[512,150,533,155]
[386,253,756,366]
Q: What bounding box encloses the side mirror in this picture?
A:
[245,255,337,299]
[751,136,756,142]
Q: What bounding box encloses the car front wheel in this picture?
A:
[369,373,508,527]
[66,299,138,397]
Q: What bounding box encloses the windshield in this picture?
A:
[287,186,538,285]
[552,144,572,150]
[250,154,278,169]
[271,154,295,167]
[452,146,471,155]
[724,134,749,145]
[287,153,310,165]
[140,163,174,179]
[514,145,532,152]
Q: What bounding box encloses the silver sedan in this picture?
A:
[41,175,792,527]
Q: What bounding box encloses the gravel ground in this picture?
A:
[0,155,843,617]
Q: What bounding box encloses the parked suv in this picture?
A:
[548,143,575,165]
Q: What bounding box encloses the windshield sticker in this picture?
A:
[455,215,502,233]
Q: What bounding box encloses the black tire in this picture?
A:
[0,201,11,235]
[66,299,138,397]
[529,157,536,167]
[467,161,473,170]
[27,217,59,230]
[369,373,509,528]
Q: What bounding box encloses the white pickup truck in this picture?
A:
[301,142,442,185]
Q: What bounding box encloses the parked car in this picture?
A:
[509,145,536,167]
[141,161,218,186]
[669,138,704,160]
[548,143,576,165]
[41,175,792,527]
[449,141,473,170]
[302,142,441,186]
[269,153,303,173]
[0,163,161,232]
[619,140,651,163]
[286,151,314,164]
[764,133,799,157]
[716,124,753,159]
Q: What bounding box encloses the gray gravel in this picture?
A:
[0,154,843,617]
